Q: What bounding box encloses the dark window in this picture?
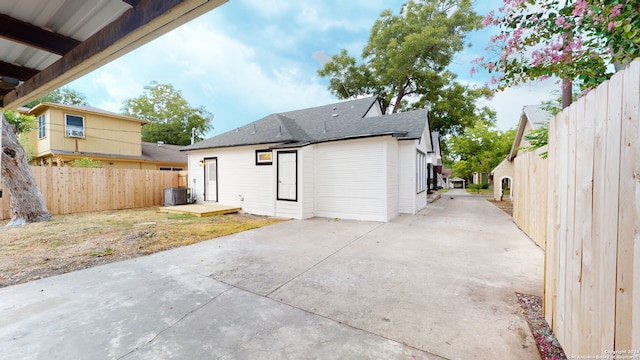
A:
[159,167,183,171]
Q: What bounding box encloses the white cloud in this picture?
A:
[89,64,144,112]
[481,79,559,131]
[150,20,335,117]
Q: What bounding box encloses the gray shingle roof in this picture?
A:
[141,142,187,163]
[183,97,428,151]
[507,104,553,160]
[522,105,552,127]
[50,142,187,164]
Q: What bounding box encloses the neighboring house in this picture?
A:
[471,171,489,185]
[183,97,438,222]
[22,103,187,170]
[491,105,551,201]
[427,132,443,191]
[450,177,466,189]
[440,168,453,188]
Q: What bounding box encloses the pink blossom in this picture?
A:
[482,11,494,27]
[607,21,616,31]
[471,56,484,64]
[572,0,588,17]
[490,77,498,85]
[470,66,477,75]
[610,4,623,18]
[555,16,566,27]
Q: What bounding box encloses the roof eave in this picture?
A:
[182,141,291,152]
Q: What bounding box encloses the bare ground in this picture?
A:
[487,199,513,216]
[0,208,283,287]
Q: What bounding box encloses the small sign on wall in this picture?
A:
[255,149,273,165]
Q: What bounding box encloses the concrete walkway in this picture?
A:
[0,193,543,359]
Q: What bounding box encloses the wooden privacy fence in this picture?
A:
[512,146,548,250]
[1,167,187,220]
[514,59,640,356]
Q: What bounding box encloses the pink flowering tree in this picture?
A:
[473,0,639,94]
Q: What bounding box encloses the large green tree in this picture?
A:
[318,0,489,137]
[122,82,213,146]
[24,86,88,108]
[449,121,515,182]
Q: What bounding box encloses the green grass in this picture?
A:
[466,188,493,194]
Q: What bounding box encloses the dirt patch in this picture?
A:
[0,208,284,287]
[516,293,567,360]
[488,199,513,216]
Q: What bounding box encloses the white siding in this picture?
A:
[301,145,315,219]
[187,149,208,203]
[398,141,415,214]
[187,146,276,216]
[316,137,388,222]
[415,133,429,212]
[385,138,399,221]
[364,102,383,117]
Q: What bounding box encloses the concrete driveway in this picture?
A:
[0,192,543,359]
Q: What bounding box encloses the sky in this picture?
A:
[68,0,559,138]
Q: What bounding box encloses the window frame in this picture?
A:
[159,167,184,171]
[38,114,46,139]
[416,150,426,194]
[65,114,85,138]
[255,149,273,165]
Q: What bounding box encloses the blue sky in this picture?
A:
[69,0,558,138]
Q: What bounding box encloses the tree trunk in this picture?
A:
[562,78,572,109]
[1,113,51,226]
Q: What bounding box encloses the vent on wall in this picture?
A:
[66,129,84,138]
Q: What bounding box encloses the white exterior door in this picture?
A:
[205,158,217,202]
[277,151,297,201]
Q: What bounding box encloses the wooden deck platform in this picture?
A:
[158,203,241,217]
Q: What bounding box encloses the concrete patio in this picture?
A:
[0,192,543,359]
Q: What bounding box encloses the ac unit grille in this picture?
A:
[66,129,84,138]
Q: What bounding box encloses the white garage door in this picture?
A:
[316,139,388,221]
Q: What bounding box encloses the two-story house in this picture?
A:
[23,103,187,170]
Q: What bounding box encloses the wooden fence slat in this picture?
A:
[590,80,616,353]
[616,59,640,350]
[545,101,559,329]
[600,74,623,351]
[574,91,595,355]
[632,61,640,353]
[556,109,569,344]
[566,104,579,352]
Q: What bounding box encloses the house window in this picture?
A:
[417,150,426,194]
[65,114,85,138]
[255,149,273,165]
[159,167,183,171]
[38,114,46,139]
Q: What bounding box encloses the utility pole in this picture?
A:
[191,127,195,145]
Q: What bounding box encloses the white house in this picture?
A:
[182,97,437,222]
[491,105,551,201]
